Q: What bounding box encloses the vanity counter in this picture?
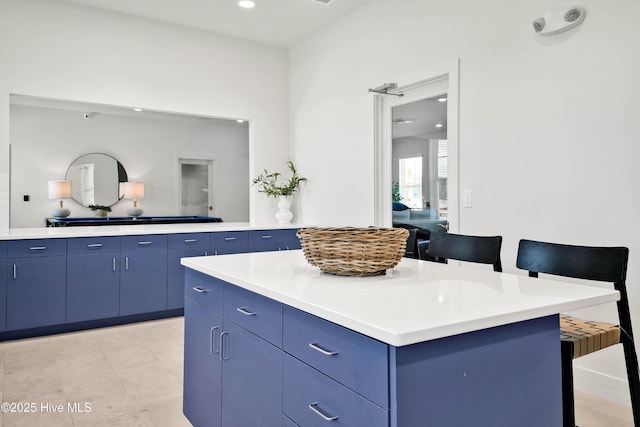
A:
[182,250,619,346]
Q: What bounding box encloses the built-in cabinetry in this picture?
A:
[0,227,300,340]
[183,269,282,427]
[183,262,565,427]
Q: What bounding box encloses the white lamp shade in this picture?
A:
[121,182,144,200]
[48,180,72,200]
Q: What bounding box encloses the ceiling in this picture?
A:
[61,0,372,47]
[392,96,448,140]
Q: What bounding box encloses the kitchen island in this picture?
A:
[182,250,619,427]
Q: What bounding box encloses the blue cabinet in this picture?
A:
[210,231,249,255]
[6,239,66,330]
[248,229,301,252]
[168,233,209,310]
[183,298,223,427]
[183,272,283,427]
[120,235,168,315]
[67,237,120,322]
[0,242,7,331]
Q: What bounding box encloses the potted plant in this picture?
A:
[88,204,112,218]
[252,161,306,223]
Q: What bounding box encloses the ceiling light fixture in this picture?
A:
[435,123,444,128]
[133,108,143,112]
[392,118,415,125]
[237,119,245,123]
[238,0,256,8]
[437,97,447,102]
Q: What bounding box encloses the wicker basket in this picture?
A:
[296,227,409,276]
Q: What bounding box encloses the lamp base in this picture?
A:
[127,208,143,217]
[52,208,70,218]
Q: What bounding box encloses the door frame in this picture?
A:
[373,59,460,232]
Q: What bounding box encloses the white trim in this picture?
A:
[373,59,460,231]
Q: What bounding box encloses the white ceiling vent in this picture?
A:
[310,0,335,4]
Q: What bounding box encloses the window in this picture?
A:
[398,156,422,208]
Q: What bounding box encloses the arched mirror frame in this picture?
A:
[65,153,128,208]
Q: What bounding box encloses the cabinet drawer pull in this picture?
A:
[308,402,339,421]
[137,241,152,246]
[220,332,230,361]
[87,243,103,248]
[308,342,339,356]
[125,256,129,271]
[29,246,47,251]
[260,235,272,239]
[224,237,237,241]
[210,326,220,354]
[236,307,256,316]
[112,258,116,272]
[192,286,207,293]
[12,264,16,280]
[184,239,197,243]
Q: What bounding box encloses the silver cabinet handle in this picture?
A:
[87,243,103,248]
[29,246,47,251]
[184,239,197,243]
[224,237,237,241]
[309,342,339,356]
[125,256,129,271]
[138,241,152,246]
[12,264,16,280]
[261,235,273,239]
[192,286,207,293]
[220,332,230,361]
[308,403,339,421]
[112,258,116,272]
[204,251,208,256]
[236,307,256,316]
[210,326,220,354]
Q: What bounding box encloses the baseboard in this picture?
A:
[573,365,631,407]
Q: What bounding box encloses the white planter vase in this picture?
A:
[275,195,294,224]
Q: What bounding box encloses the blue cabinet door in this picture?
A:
[221,320,283,427]
[6,256,66,330]
[168,247,208,310]
[183,298,223,427]
[120,250,168,315]
[67,253,119,322]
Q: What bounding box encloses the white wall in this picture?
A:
[10,104,249,227]
[0,0,290,230]
[290,0,640,406]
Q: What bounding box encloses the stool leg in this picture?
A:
[621,337,640,427]
[561,341,576,427]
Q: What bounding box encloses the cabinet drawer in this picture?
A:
[282,229,301,250]
[210,231,248,247]
[67,236,120,254]
[283,354,387,427]
[8,239,67,258]
[283,306,388,408]
[168,233,209,250]
[120,234,167,251]
[248,229,283,245]
[224,284,282,347]
[185,269,223,314]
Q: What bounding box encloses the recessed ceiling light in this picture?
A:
[236,119,245,123]
[437,97,447,102]
[392,118,415,125]
[238,1,255,8]
[133,108,143,112]
[435,123,444,128]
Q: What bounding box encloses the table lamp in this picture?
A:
[48,180,72,218]
[121,182,144,217]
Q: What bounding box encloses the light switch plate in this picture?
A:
[462,190,472,208]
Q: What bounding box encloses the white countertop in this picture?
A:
[0,222,306,240]
[182,250,620,347]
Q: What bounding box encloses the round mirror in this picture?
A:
[65,153,128,207]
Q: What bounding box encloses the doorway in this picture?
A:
[373,61,459,231]
[178,158,214,217]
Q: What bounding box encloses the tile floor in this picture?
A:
[0,316,633,427]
